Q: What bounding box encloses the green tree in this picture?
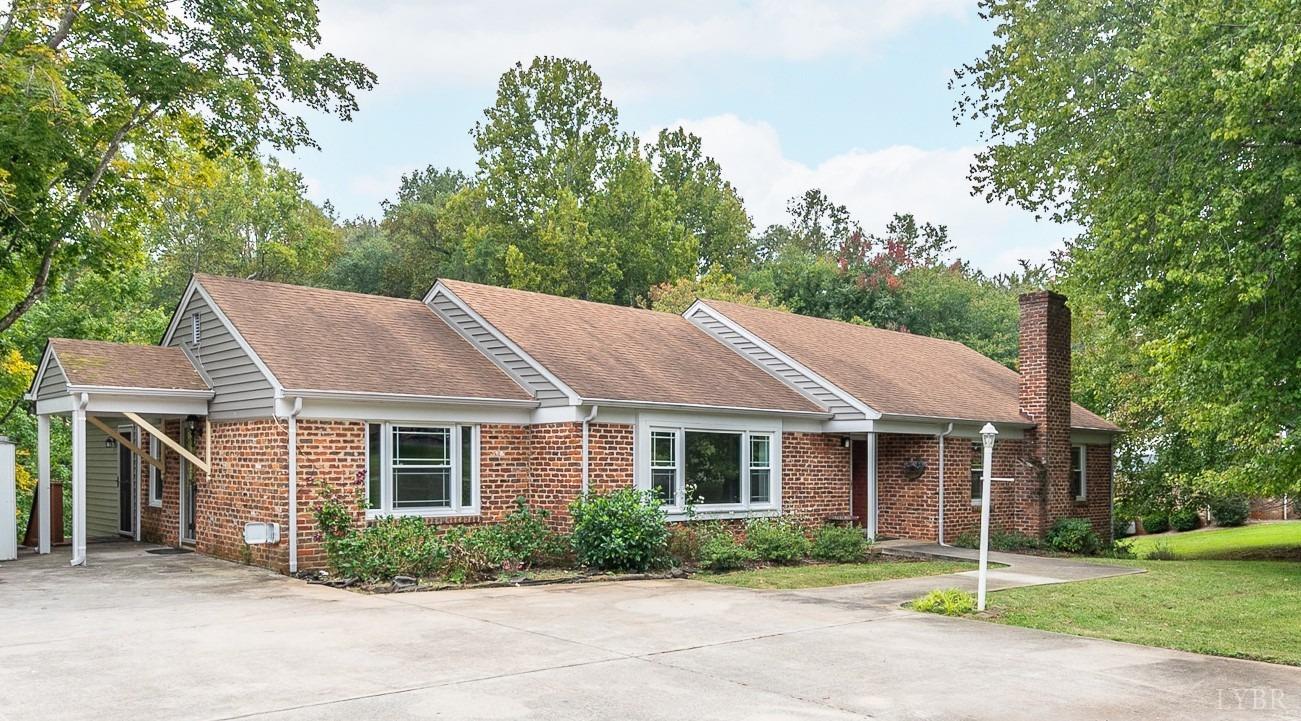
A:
[457,57,696,304]
[647,271,785,315]
[0,0,374,333]
[956,0,1301,496]
[146,152,343,303]
[374,166,468,298]
[649,128,754,273]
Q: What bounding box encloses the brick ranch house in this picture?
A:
[24,274,1119,573]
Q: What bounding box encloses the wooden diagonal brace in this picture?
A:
[124,412,211,475]
[87,415,163,472]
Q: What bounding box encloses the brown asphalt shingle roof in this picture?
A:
[701,300,1119,431]
[440,280,824,414]
[48,339,210,391]
[195,275,531,401]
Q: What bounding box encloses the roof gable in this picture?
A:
[191,274,532,402]
[700,299,1118,431]
[438,280,824,414]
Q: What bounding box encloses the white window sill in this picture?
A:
[664,507,782,522]
[148,501,162,508]
[366,508,480,520]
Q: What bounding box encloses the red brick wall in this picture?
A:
[874,431,1113,543]
[1018,290,1073,537]
[780,432,850,525]
[526,422,634,528]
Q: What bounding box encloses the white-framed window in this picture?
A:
[1070,445,1087,501]
[148,434,162,507]
[365,422,479,517]
[645,425,779,514]
[970,442,983,504]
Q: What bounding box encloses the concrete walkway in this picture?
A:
[2,542,1297,721]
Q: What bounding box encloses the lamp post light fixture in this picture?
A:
[977,422,998,611]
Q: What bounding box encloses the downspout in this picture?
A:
[937,423,955,546]
[580,405,599,494]
[287,396,303,575]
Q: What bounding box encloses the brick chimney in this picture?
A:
[1018,291,1072,535]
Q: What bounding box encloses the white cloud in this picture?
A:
[316,0,969,98]
[650,114,1075,274]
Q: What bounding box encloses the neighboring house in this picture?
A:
[24,275,1119,573]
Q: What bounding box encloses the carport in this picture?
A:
[24,339,213,565]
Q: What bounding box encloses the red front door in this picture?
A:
[850,439,868,528]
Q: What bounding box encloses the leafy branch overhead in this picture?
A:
[0,0,376,334]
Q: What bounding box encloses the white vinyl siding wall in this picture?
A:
[170,291,275,418]
[688,308,863,420]
[427,293,565,405]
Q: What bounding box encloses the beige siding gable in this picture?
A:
[168,288,276,418]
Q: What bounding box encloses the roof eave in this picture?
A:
[580,397,832,420]
[282,388,540,408]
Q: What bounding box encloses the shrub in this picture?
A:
[1170,506,1200,532]
[1144,541,1178,561]
[441,525,512,583]
[324,516,445,582]
[698,527,755,570]
[1102,539,1136,559]
[495,497,565,568]
[1046,517,1101,555]
[1208,496,1250,527]
[1141,512,1169,534]
[952,527,1042,552]
[810,524,870,562]
[911,588,976,616]
[1112,516,1133,540]
[667,524,702,566]
[569,488,670,571]
[744,517,810,563]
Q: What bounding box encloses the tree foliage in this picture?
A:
[956,0,1301,495]
[0,0,374,333]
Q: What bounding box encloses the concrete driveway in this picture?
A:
[1,542,1297,721]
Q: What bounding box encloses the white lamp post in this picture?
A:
[977,422,998,611]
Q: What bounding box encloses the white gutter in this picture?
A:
[937,422,955,546]
[581,405,599,494]
[287,396,303,574]
[579,397,832,419]
[281,388,539,408]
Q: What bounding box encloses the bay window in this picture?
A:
[646,426,778,513]
[366,423,479,516]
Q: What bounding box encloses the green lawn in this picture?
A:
[1127,521,1301,560]
[986,559,1301,666]
[697,559,975,590]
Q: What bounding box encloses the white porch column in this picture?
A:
[866,432,878,540]
[71,396,88,566]
[37,413,51,554]
[0,436,16,561]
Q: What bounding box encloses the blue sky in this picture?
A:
[283,1,1073,274]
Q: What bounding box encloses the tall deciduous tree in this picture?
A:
[146,152,343,303]
[956,0,1301,496]
[0,0,374,333]
[649,128,754,273]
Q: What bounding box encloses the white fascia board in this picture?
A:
[162,277,285,392]
[582,397,832,420]
[685,300,881,420]
[83,393,210,417]
[426,282,581,405]
[66,385,215,400]
[283,388,538,407]
[290,396,534,425]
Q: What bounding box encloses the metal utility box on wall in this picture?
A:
[1,436,16,561]
[243,522,281,545]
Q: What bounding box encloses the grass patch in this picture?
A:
[697,559,975,590]
[987,559,1301,666]
[1127,521,1301,560]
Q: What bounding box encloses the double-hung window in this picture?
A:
[970,442,984,504]
[1070,445,1087,501]
[366,423,478,517]
[647,426,777,513]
